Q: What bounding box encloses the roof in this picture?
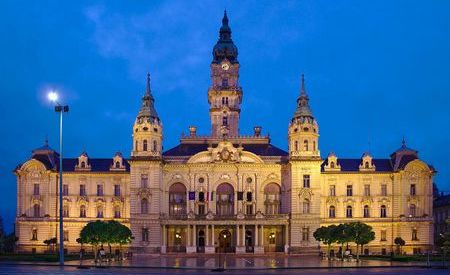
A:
[321,158,393,172]
[163,143,288,157]
[434,195,450,208]
[59,158,130,172]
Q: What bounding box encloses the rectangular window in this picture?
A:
[302,227,309,241]
[97,184,103,196]
[142,228,149,242]
[141,174,148,188]
[381,184,387,196]
[199,192,205,202]
[114,208,121,218]
[246,192,252,202]
[63,206,69,217]
[80,184,86,196]
[63,230,69,242]
[114,184,121,196]
[329,185,336,197]
[412,229,418,240]
[410,184,416,196]
[347,185,353,196]
[33,184,40,195]
[246,204,253,215]
[303,175,311,188]
[63,184,69,196]
[381,230,387,241]
[364,184,370,196]
[97,208,103,218]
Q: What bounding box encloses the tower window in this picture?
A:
[222,116,228,126]
[410,184,416,196]
[222,78,228,87]
[222,97,229,106]
[313,141,316,151]
[153,140,157,152]
[303,140,309,151]
[143,140,148,151]
[294,141,298,151]
[347,185,353,196]
[135,140,138,151]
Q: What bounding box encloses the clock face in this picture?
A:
[221,63,230,71]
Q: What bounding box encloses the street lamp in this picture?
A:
[48,91,69,266]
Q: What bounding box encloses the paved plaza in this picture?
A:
[0,264,448,275]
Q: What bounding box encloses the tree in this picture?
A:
[333,223,353,261]
[313,225,338,259]
[394,237,406,255]
[79,220,133,261]
[43,237,57,253]
[348,222,375,261]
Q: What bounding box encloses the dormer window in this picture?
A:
[115,161,120,168]
[359,153,375,171]
[110,152,125,171]
[365,162,369,169]
[324,152,341,171]
[81,162,86,168]
[294,141,298,151]
[330,162,335,168]
[76,153,91,171]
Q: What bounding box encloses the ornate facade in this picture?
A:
[15,12,435,255]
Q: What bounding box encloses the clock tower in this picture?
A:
[208,11,242,138]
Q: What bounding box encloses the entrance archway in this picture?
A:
[197,230,205,253]
[245,230,254,253]
[218,230,232,253]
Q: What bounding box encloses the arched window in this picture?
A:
[216,183,234,216]
[409,204,416,217]
[115,161,120,168]
[114,206,121,218]
[264,183,281,215]
[313,141,316,151]
[303,140,309,151]
[363,205,370,218]
[380,205,387,218]
[141,198,149,214]
[346,206,353,218]
[303,199,310,214]
[80,205,86,217]
[63,205,69,217]
[329,206,336,218]
[169,183,187,216]
[222,116,228,126]
[330,161,335,168]
[143,140,148,151]
[80,161,86,168]
[33,204,40,217]
[135,140,138,151]
[96,206,104,218]
[142,228,149,242]
[365,162,369,169]
[153,140,158,152]
[294,141,298,151]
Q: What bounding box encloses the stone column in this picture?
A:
[161,225,167,253]
[255,225,259,246]
[254,224,264,254]
[261,225,264,246]
[193,224,197,247]
[242,225,246,247]
[284,224,289,253]
[206,225,209,246]
[206,224,215,254]
[236,224,245,253]
[187,225,195,253]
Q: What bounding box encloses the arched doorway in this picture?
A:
[218,229,232,253]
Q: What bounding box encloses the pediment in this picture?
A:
[187,141,264,164]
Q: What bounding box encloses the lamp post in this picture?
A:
[48,91,69,266]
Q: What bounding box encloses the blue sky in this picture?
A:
[0,0,449,232]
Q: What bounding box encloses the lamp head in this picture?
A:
[48,91,58,102]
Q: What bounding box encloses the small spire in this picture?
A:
[402,136,406,147]
[222,9,229,26]
[300,74,306,95]
[44,135,48,147]
[146,73,151,95]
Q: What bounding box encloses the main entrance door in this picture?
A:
[218,230,233,253]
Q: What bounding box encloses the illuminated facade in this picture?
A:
[15,12,435,255]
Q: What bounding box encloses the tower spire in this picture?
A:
[212,10,238,63]
[222,9,229,26]
[137,72,159,123]
[293,73,313,120]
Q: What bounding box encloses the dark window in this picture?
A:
[364,205,370,218]
[96,207,103,218]
[80,205,86,218]
[97,185,103,196]
[410,204,416,217]
[115,161,120,168]
[63,230,69,242]
[302,227,309,241]
[33,184,39,195]
[80,184,86,196]
[114,206,121,218]
[199,192,205,202]
[63,205,69,217]
[365,162,370,169]
[114,185,121,196]
[329,206,335,218]
[222,78,228,87]
[303,140,309,151]
[329,185,336,196]
[143,140,148,151]
[364,184,370,196]
[381,184,387,196]
[141,198,149,214]
[330,161,335,168]
[303,175,310,188]
[62,184,69,196]
[141,174,148,188]
[412,229,418,240]
[381,230,387,241]
[80,161,86,168]
[31,229,38,240]
[347,185,353,196]
[346,206,353,218]
[142,228,149,242]
[246,204,253,215]
[410,184,416,196]
[246,192,252,202]
[33,204,40,217]
[198,204,205,215]
[380,205,387,218]
[222,116,228,126]
[153,141,158,152]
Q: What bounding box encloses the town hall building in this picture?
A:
[14,12,435,255]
